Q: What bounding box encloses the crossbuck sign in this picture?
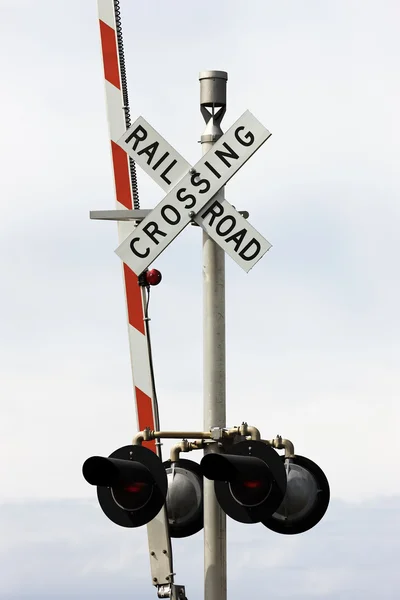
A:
[115,110,272,274]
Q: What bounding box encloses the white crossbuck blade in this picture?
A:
[115,110,272,274]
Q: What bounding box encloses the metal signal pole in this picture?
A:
[200,71,228,600]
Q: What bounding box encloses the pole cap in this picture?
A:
[199,70,228,108]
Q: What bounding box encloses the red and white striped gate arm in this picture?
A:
[97,0,156,453]
[96,1,173,590]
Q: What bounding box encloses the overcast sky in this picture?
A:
[1,497,399,599]
[0,0,399,597]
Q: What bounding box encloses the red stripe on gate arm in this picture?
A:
[99,20,121,89]
[135,387,156,452]
[124,264,145,334]
[111,142,132,209]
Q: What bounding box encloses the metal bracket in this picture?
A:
[210,427,225,440]
[190,208,249,227]
[157,583,186,600]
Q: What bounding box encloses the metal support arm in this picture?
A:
[265,435,295,458]
[169,440,207,462]
[132,424,263,446]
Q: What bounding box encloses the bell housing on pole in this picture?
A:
[262,454,330,535]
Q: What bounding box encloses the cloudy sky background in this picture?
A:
[0,0,399,597]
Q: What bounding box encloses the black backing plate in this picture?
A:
[97,445,167,528]
[214,440,287,524]
[262,454,330,535]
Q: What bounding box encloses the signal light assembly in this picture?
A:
[82,444,167,528]
[82,425,330,537]
[201,440,287,524]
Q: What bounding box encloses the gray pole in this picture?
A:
[199,70,228,600]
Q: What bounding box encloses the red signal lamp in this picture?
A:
[124,483,147,493]
[243,480,262,489]
[145,269,162,286]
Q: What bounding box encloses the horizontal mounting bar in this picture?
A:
[132,424,263,445]
[90,209,152,221]
[132,427,296,458]
[91,208,249,225]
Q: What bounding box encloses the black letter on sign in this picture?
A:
[124,125,147,150]
[137,141,159,165]
[152,151,169,171]
[204,161,221,179]
[200,200,224,226]
[215,143,239,168]
[176,187,196,209]
[190,172,211,194]
[143,221,167,245]
[234,126,255,147]
[225,228,247,251]
[239,238,261,261]
[216,215,236,237]
[161,205,181,225]
[130,237,150,258]
[161,160,177,185]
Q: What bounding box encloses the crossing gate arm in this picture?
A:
[96,0,174,591]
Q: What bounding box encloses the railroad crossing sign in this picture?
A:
[115,110,272,274]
